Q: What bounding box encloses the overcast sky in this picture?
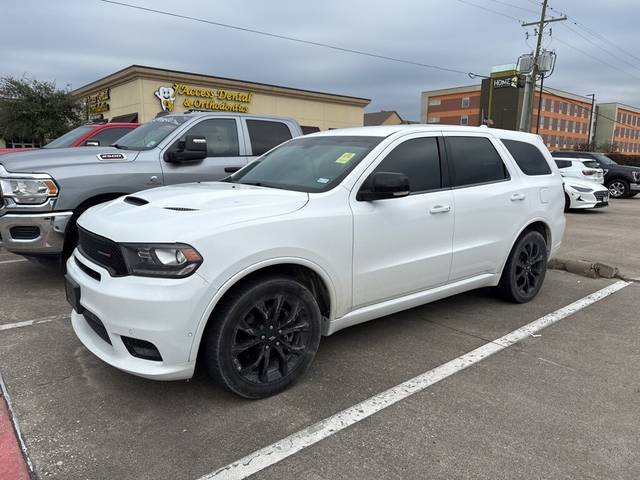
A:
[3,0,639,121]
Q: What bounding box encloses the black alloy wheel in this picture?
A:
[496,230,547,303]
[204,275,321,398]
[607,179,629,198]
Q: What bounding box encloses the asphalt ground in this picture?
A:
[0,199,639,479]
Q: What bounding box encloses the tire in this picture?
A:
[495,230,548,304]
[607,178,630,199]
[564,193,571,212]
[203,275,322,399]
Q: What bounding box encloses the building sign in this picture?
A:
[154,82,253,113]
[493,76,518,89]
[86,88,110,115]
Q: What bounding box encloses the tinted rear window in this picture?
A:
[554,160,572,169]
[582,160,599,169]
[502,139,551,175]
[445,136,509,187]
[247,120,293,156]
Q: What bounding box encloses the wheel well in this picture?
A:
[211,264,331,321]
[522,221,551,248]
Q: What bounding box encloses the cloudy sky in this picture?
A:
[3,0,639,121]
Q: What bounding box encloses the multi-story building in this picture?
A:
[420,84,593,151]
[594,103,640,155]
[420,85,481,127]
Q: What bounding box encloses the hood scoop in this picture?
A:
[124,196,149,206]
[164,207,199,212]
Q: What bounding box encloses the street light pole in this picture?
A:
[586,93,596,147]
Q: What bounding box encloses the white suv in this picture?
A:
[554,157,604,184]
[66,126,565,398]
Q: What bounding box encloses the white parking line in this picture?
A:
[0,314,69,332]
[0,259,28,265]
[200,280,631,480]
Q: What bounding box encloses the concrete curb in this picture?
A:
[548,258,621,280]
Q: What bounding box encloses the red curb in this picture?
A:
[0,394,30,480]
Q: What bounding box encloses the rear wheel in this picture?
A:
[607,179,630,198]
[203,275,322,399]
[496,230,547,303]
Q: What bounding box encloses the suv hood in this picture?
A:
[77,182,310,243]
[0,147,140,174]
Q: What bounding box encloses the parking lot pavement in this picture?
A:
[559,198,640,280]
[258,281,640,480]
[0,265,632,480]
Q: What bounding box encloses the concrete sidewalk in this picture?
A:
[556,199,640,280]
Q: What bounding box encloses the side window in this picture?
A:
[91,128,134,146]
[554,160,572,169]
[183,119,239,157]
[445,136,509,187]
[246,120,293,156]
[372,137,441,193]
[502,139,552,175]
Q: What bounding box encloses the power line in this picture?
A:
[98,0,485,78]
[451,0,523,22]
[486,0,539,15]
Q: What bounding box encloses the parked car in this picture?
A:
[0,121,138,155]
[0,112,302,265]
[65,125,565,398]
[553,157,604,184]
[563,177,609,211]
[551,151,640,198]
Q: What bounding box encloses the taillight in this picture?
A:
[582,170,595,175]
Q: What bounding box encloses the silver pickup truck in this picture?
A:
[0,112,302,264]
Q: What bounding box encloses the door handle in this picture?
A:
[429,205,451,214]
[224,167,241,173]
[510,193,526,201]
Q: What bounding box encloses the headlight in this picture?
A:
[121,243,203,278]
[571,185,592,193]
[0,177,58,204]
[632,171,640,182]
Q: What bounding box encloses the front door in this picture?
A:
[351,134,454,308]
[161,117,247,184]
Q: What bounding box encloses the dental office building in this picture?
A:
[72,65,370,133]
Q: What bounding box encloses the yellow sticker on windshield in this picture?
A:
[335,152,356,164]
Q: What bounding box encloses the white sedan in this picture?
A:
[563,177,609,211]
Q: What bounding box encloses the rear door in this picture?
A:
[161,117,246,184]
[240,118,295,167]
[444,133,529,280]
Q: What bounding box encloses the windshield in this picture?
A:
[113,116,190,150]
[229,135,384,192]
[44,125,94,148]
[594,153,617,165]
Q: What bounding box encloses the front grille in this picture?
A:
[78,227,128,276]
[594,191,608,201]
[75,257,101,281]
[83,310,112,345]
[10,226,40,240]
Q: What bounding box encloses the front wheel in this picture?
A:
[564,193,571,212]
[203,275,322,399]
[496,230,548,303]
[607,179,630,198]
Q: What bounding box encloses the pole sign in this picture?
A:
[493,76,518,89]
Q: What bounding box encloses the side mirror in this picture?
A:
[358,172,410,201]
[84,139,100,146]
[165,135,207,163]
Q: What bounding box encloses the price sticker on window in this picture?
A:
[335,152,356,164]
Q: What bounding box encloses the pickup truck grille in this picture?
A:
[77,227,128,276]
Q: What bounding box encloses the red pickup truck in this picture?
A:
[0,122,138,155]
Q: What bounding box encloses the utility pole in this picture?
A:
[586,93,596,146]
[519,0,566,132]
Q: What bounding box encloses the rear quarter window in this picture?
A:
[554,160,572,169]
[502,139,552,175]
[247,120,293,156]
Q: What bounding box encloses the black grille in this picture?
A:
[10,226,40,240]
[121,336,163,361]
[594,191,608,201]
[83,310,112,345]
[75,257,101,281]
[78,227,128,276]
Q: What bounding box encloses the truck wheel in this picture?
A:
[495,230,547,304]
[203,275,322,399]
[607,179,630,198]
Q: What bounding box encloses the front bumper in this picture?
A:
[0,211,72,254]
[568,190,609,210]
[67,250,212,381]
[631,182,640,192]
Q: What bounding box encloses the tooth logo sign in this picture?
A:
[155,86,176,112]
